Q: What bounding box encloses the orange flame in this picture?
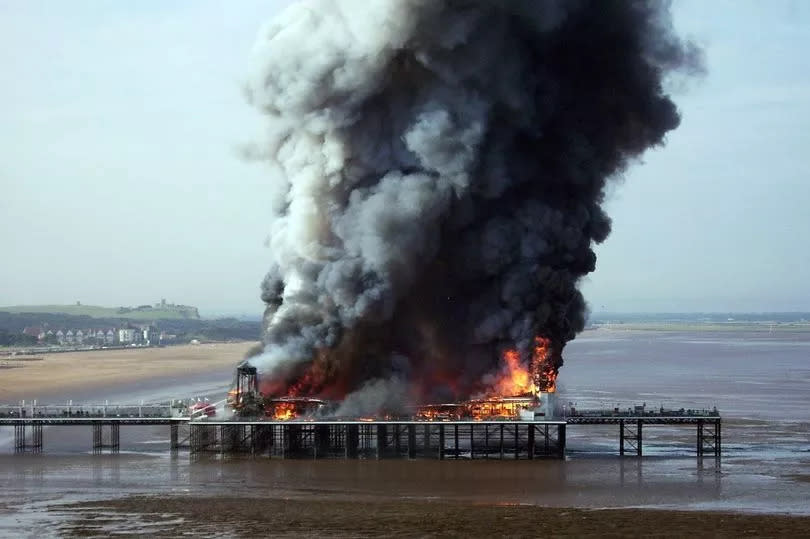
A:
[491,349,533,397]
[531,336,557,393]
[272,402,296,420]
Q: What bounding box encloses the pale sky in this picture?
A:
[1,0,808,316]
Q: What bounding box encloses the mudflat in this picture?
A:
[62,496,810,538]
[0,342,257,402]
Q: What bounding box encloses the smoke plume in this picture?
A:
[243,0,701,405]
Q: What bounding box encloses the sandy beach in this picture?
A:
[0,342,257,402]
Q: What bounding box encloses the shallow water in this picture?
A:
[1,329,809,535]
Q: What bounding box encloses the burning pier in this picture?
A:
[210,351,569,459]
[202,358,722,460]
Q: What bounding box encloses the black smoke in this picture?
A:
[243,0,701,405]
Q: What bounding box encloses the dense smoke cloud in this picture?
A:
[243,0,700,407]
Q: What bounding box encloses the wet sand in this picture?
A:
[0,342,257,402]
[62,496,810,537]
[1,329,810,535]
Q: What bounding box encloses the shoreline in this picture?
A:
[0,342,257,402]
[59,496,810,537]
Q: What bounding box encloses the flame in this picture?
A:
[272,402,296,420]
[415,398,535,421]
[531,336,557,393]
[490,349,532,397]
[469,398,527,420]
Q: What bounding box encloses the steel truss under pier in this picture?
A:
[697,418,721,457]
[92,422,120,454]
[14,422,43,453]
[567,416,722,458]
[2,418,186,454]
[0,416,721,458]
[188,421,568,460]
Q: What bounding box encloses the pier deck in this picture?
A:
[0,404,721,458]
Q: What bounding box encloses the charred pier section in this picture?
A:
[188,421,567,460]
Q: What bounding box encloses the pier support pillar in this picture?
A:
[375,424,387,459]
[407,424,416,459]
[314,425,330,458]
[557,423,566,459]
[697,419,722,457]
[423,424,430,456]
[619,419,641,457]
[286,425,301,457]
[394,424,402,455]
[527,424,535,460]
[92,422,119,454]
[14,422,42,453]
[345,425,359,459]
[170,423,179,451]
[438,425,445,460]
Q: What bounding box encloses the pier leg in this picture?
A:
[558,423,566,459]
[34,423,42,453]
[170,423,179,451]
[345,425,359,459]
[112,423,119,453]
[14,424,22,453]
[315,425,329,459]
[470,425,475,459]
[423,424,430,457]
[697,419,703,456]
[14,422,43,453]
[394,424,401,455]
[453,424,459,458]
[438,425,445,460]
[91,423,118,454]
[500,424,504,459]
[619,420,641,457]
[407,424,416,459]
[375,424,387,459]
[716,420,721,458]
[527,424,535,460]
[484,425,489,459]
[93,424,102,454]
[514,424,519,459]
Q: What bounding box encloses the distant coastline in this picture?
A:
[587,311,810,332]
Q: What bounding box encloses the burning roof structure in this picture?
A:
[235,0,699,418]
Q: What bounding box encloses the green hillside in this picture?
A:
[0,304,200,321]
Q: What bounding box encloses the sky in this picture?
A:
[1,0,808,316]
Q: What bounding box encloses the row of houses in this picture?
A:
[22,325,165,346]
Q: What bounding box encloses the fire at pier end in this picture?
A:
[228,351,558,422]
